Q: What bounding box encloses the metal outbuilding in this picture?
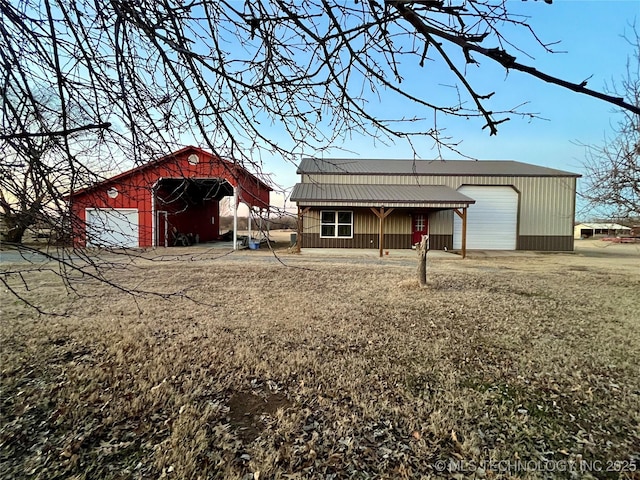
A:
[291,158,580,255]
[573,223,632,239]
[69,146,271,248]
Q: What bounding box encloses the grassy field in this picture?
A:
[1,241,639,479]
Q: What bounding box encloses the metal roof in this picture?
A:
[575,223,631,230]
[291,183,475,208]
[297,158,580,177]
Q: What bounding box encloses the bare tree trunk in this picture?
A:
[4,225,27,244]
[1,208,36,244]
[417,235,429,287]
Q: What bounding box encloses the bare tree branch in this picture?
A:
[579,29,640,219]
[392,2,640,116]
[0,122,111,140]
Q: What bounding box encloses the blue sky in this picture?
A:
[262,1,638,217]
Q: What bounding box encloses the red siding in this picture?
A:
[69,147,271,247]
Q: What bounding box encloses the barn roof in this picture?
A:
[290,183,475,209]
[69,146,272,198]
[297,158,580,177]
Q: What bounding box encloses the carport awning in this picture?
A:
[291,183,475,209]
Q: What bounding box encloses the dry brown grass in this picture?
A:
[1,244,639,479]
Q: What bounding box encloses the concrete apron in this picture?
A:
[297,248,458,259]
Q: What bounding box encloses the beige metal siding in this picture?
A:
[354,209,376,234]
[429,210,453,235]
[381,210,411,235]
[303,210,320,234]
[302,174,575,236]
[345,209,438,235]
[517,177,576,236]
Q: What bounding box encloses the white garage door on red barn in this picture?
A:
[85,208,139,248]
[453,186,518,250]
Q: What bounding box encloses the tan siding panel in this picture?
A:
[303,210,320,234]
[354,208,377,234]
[429,210,453,235]
[385,210,411,235]
[517,177,575,236]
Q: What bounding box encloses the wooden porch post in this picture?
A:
[370,207,395,257]
[461,207,467,260]
[379,207,385,258]
[296,207,310,253]
[262,208,268,243]
[453,208,468,259]
[296,207,302,253]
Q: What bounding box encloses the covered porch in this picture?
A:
[290,184,475,258]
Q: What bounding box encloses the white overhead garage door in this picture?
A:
[453,186,518,250]
[85,209,139,248]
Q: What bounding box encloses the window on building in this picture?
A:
[320,210,353,238]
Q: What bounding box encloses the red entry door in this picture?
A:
[412,213,428,245]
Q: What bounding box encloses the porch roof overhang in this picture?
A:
[291,183,475,209]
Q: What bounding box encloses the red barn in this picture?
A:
[68,146,271,248]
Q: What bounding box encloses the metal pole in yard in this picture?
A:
[233,186,238,250]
